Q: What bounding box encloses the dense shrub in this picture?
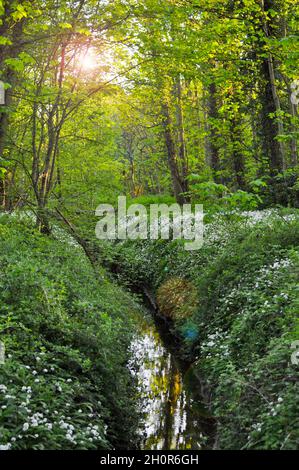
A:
[0,215,141,450]
[113,210,299,449]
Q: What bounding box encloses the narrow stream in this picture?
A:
[130,308,215,450]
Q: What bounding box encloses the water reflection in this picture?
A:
[130,314,212,450]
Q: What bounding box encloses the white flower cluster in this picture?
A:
[0,375,107,449]
[0,444,11,450]
[215,256,292,317]
[204,209,299,251]
[267,397,284,417]
[247,396,285,443]
[26,411,49,429]
[217,287,241,312]
[251,422,262,433]
[203,216,232,248]
[242,209,275,223]
[200,330,230,359]
[52,225,81,248]
[86,424,102,441]
[253,258,292,292]
[59,419,76,443]
[243,209,297,224]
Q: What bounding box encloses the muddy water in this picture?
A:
[130,310,214,450]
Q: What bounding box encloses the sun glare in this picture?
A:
[78,49,98,71]
[74,47,115,80]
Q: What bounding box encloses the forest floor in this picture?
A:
[0,209,298,450]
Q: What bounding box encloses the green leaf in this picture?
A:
[59,23,72,29]
[0,37,12,46]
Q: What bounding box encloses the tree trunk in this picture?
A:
[0,11,25,208]
[230,117,246,190]
[289,99,298,167]
[259,0,285,174]
[176,76,188,192]
[205,82,221,181]
[162,102,186,205]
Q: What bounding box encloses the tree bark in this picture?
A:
[289,98,298,167]
[205,82,221,181]
[176,76,188,192]
[162,102,186,205]
[230,117,246,190]
[259,0,285,174]
[0,7,25,208]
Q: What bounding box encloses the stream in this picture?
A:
[130,307,215,450]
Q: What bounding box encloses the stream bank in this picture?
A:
[111,211,299,449]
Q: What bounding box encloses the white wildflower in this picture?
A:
[0,444,11,450]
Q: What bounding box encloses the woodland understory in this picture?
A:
[0,0,298,451]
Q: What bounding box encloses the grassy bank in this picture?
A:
[0,215,141,450]
[112,210,299,450]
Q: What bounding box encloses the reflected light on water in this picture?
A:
[129,317,210,450]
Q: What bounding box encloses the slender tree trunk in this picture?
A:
[34,46,66,232]
[176,76,188,192]
[259,57,285,174]
[230,117,246,189]
[162,102,186,205]
[203,88,212,167]
[123,132,136,196]
[194,83,203,163]
[289,99,298,167]
[205,82,221,181]
[267,52,285,169]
